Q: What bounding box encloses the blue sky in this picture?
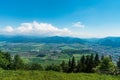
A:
[0,0,120,38]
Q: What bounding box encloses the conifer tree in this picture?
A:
[101,54,104,60]
[80,55,86,72]
[94,54,100,67]
[85,55,89,72]
[117,56,120,69]
[85,54,94,73]
[89,54,94,72]
[61,60,68,72]
[68,59,72,72]
[76,60,81,72]
[71,56,76,72]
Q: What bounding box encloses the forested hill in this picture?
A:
[1,35,120,47]
[0,35,86,44]
[97,37,120,47]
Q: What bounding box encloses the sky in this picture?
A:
[0,0,120,38]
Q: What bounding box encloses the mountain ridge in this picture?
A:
[0,35,86,44]
[1,35,120,47]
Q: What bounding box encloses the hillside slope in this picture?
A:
[0,71,119,80]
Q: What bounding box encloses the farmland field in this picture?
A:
[0,42,94,65]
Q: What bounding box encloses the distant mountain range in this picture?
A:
[0,35,120,47]
[0,35,86,44]
[97,37,120,47]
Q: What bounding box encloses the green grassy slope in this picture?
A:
[0,70,119,80]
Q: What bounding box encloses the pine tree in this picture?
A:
[76,55,86,72]
[94,54,100,67]
[61,60,65,68]
[80,55,86,72]
[71,56,76,72]
[117,56,120,69]
[89,54,94,72]
[61,60,68,72]
[68,59,72,72]
[81,55,85,64]
[85,54,94,73]
[76,60,81,72]
[85,55,89,72]
[101,54,104,60]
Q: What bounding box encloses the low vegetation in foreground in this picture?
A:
[1,50,120,80]
[0,70,120,80]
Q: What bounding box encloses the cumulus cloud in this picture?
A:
[72,22,85,28]
[0,21,98,38]
[0,21,73,36]
[2,26,14,33]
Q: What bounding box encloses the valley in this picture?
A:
[0,36,120,64]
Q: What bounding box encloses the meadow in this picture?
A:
[0,70,119,80]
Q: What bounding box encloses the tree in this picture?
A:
[67,56,76,72]
[117,56,120,69]
[101,54,104,60]
[30,63,43,70]
[12,55,24,70]
[71,56,76,72]
[94,54,100,67]
[60,60,68,72]
[96,56,115,74]
[84,54,94,73]
[81,55,85,65]
[76,55,86,72]
[68,59,72,72]
[0,51,12,70]
[3,52,12,69]
[0,51,7,69]
[76,60,81,72]
[45,64,61,72]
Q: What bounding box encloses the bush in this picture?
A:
[45,64,61,72]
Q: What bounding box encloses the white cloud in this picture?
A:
[72,22,85,28]
[0,21,101,38]
[17,23,33,33]
[2,26,14,33]
[0,21,73,36]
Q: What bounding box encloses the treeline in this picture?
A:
[0,51,43,70]
[60,54,115,74]
[45,54,118,74]
[0,51,120,75]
